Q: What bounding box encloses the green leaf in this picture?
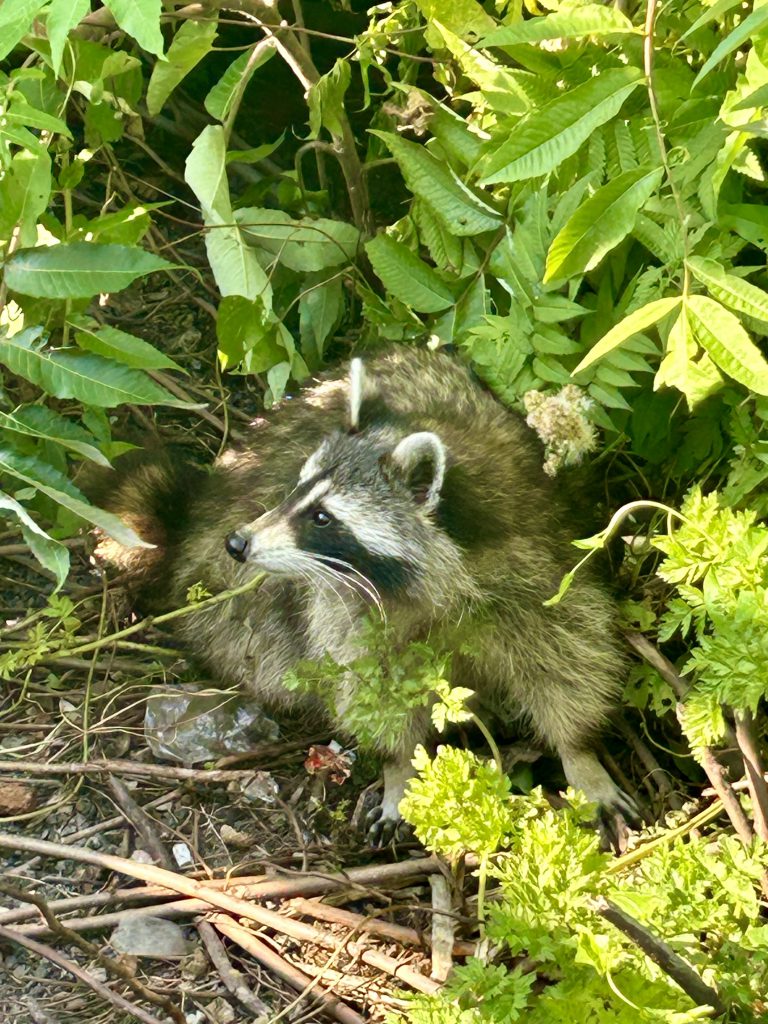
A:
[0,406,109,466]
[146,17,218,116]
[226,133,284,165]
[308,58,351,138]
[481,4,635,46]
[655,304,723,406]
[693,4,768,86]
[236,208,359,272]
[0,330,199,409]
[370,131,502,236]
[477,68,643,185]
[0,0,50,62]
[104,0,164,58]
[687,257,768,329]
[365,234,455,313]
[45,0,90,74]
[0,490,68,588]
[70,317,184,372]
[680,0,742,41]
[185,125,272,305]
[687,295,768,396]
[545,166,663,282]
[0,150,51,248]
[204,45,275,122]
[216,295,284,371]
[574,297,681,374]
[413,0,495,48]
[300,276,343,361]
[0,447,150,547]
[6,99,71,136]
[4,243,174,298]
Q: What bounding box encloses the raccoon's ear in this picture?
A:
[347,357,383,433]
[387,432,447,513]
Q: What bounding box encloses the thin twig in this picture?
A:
[0,758,277,782]
[733,710,768,843]
[106,775,174,868]
[0,923,169,1024]
[591,897,725,1016]
[211,917,366,1024]
[197,919,270,1019]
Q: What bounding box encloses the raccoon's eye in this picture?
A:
[311,508,333,527]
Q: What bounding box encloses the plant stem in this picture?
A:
[471,712,504,777]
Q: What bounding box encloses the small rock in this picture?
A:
[181,946,210,981]
[207,997,236,1024]
[240,771,279,804]
[172,842,194,868]
[219,824,252,848]
[131,849,155,865]
[0,781,37,815]
[110,917,192,959]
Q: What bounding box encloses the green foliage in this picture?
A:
[3,1,768,1018]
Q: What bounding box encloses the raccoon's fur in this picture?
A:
[97,347,635,836]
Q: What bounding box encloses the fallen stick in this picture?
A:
[288,897,475,957]
[0,758,279,783]
[1,856,442,928]
[197,919,269,1019]
[591,897,725,1016]
[212,916,366,1024]
[0,923,167,1024]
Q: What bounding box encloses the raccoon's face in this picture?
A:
[224,425,449,599]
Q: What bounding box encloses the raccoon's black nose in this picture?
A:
[225,532,249,562]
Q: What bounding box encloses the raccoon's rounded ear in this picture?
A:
[387,432,447,513]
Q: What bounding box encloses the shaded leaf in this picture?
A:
[146,17,218,116]
[236,208,359,272]
[204,44,275,122]
[308,58,350,138]
[365,234,455,313]
[371,131,502,236]
[70,317,184,372]
[0,489,68,588]
[104,0,164,57]
[0,330,199,409]
[4,243,174,298]
[45,0,90,74]
[0,406,109,466]
[0,447,150,547]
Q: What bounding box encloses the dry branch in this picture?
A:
[197,919,270,1019]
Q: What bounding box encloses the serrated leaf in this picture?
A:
[477,68,643,185]
[680,0,742,40]
[70,317,184,372]
[0,489,68,587]
[687,257,768,329]
[545,166,663,282]
[204,45,276,122]
[104,0,164,57]
[45,0,90,74]
[0,406,109,466]
[0,0,50,62]
[693,4,768,86]
[687,295,768,396]
[0,447,150,547]
[146,17,218,116]
[236,208,359,272]
[428,101,487,168]
[481,4,635,46]
[0,330,199,409]
[365,234,455,313]
[371,131,502,236]
[655,304,723,406]
[4,243,174,298]
[574,297,680,374]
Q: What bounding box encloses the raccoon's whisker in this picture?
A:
[297,560,359,623]
[314,555,385,620]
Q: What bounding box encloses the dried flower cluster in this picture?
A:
[524,385,598,477]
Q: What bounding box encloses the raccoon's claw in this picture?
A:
[364,806,412,848]
[597,789,643,853]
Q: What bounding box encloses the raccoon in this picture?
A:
[97,347,636,841]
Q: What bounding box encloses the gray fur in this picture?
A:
[97,348,631,831]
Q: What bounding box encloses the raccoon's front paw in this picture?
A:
[364,805,414,847]
[597,787,643,852]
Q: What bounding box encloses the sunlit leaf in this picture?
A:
[687,257,768,329]
[481,4,635,47]
[70,317,184,372]
[146,17,218,116]
[688,295,768,396]
[4,243,174,298]
[477,68,643,185]
[365,234,455,313]
[574,297,681,374]
[104,0,164,57]
[545,167,662,282]
[0,489,68,588]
